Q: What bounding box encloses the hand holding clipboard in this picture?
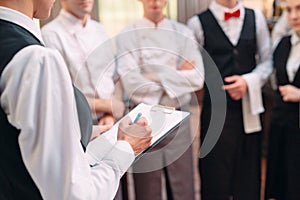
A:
[87,103,191,162]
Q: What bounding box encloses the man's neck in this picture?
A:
[66,10,89,27]
[215,0,238,9]
[0,1,33,18]
[144,14,165,26]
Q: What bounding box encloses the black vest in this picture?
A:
[198,9,257,108]
[272,36,300,126]
[0,19,92,199]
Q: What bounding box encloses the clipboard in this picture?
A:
[132,104,190,161]
[86,103,191,162]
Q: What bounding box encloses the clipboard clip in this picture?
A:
[150,105,175,114]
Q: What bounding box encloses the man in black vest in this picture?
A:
[188,0,272,199]
[0,0,152,199]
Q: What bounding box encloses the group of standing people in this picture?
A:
[42,0,205,199]
[0,0,300,199]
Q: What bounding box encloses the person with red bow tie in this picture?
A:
[188,0,272,199]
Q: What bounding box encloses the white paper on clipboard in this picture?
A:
[86,103,190,162]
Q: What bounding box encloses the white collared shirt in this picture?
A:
[42,10,115,100]
[0,6,134,199]
[191,0,245,46]
[287,32,300,82]
[117,17,204,108]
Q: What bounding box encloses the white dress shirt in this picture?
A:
[42,10,115,100]
[187,0,273,133]
[0,6,134,200]
[117,17,204,108]
[287,32,300,82]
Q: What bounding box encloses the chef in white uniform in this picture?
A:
[42,0,125,129]
[116,0,204,199]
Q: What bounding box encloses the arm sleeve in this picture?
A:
[86,37,116,99]
[187,16,205,47]
[0,45,134,200]
[116,31,164,105]
[240,10,273,133]
[242,10,273,88]
[159,27,205,98]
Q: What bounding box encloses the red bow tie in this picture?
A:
[224,9,240,21]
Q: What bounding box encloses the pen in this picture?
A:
[133,112,142,124]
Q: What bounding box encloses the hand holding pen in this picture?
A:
[117,113,152,155]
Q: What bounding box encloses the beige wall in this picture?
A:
[243,0,274,18]
[177,0,212,23]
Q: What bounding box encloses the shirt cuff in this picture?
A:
[102,141,135,175]
[86,138,134,174]
[85,131,117,166]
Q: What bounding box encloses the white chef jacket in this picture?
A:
[42,10,115,100]
[117,17,204,108]
[188,0,273,133]
[0,6,134,200]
